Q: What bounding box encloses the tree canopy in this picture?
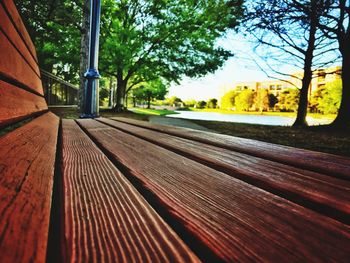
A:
[244,0,338,126]
[132,79,168,108]
[99,0,244,110]
[16,0,84,84]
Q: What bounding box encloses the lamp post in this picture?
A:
[81,0,101,118]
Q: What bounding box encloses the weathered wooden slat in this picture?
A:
[98,118,350,224]
[2,0,38,62]
[111,117,350,180]
[0,29,43,95]
[0,112,59,263]
[77,119,350,262]
[0,80,47,127]
[0,3,40,76]
[61,120,199,263]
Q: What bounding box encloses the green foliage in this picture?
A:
[268,93,278,109]
[16,1,82,84]
[207,98,218,109]
[99,87,110,101]
[100,0,244,109]
[317,80,342,114]
[278,89,299,112]
[221,90,238,109]
[132,79,168,108]
[254,89,269,112]
[196,100,207,109]
[183,99,197,107]
[235,89,254,111]
[167,96,183,106]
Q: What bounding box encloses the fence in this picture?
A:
[41,70,79,105]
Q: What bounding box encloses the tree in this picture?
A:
[245,0,337,127]
[254,89,269,112]
[78,0,90,110]
[317,79,342,114]
[278,89,300,112]
[100,0,244,111]
[16,1,83,84]
[207,98,218,109]
[196,101,207,109]
[221,90,237,110]
[132,79,168,109]
[318,1,350,128]
[167,96,182,107]
[235,89,254,111]
[268,93,279,110]
[183,100,197,107]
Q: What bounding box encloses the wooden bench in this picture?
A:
[1,1,350,262]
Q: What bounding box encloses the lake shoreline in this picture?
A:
[166,110,333,126]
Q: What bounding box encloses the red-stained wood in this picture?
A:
[77,119,350,262]
[98,118,350,223]
[61,120,199,263]
[1,0,38,62]
[0,80,47,127]
[0,3,39,76]
[0,112,59,263]
[112,117,350,180]
[0,29,43,95]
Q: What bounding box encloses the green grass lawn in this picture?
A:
[190,119,350,157]
[130,108,178,116]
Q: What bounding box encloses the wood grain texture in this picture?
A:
[1,0,38,62]
[0,3,39,76]
[0,26,43,95]
[0,79,48,127]
[61,120,199,263]
[112,117,350,180]
[0,112,59,263]
[98,118,350,223]
[77,119,350,262]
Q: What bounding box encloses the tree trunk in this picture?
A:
[331,40,350,129]
[78,0,90,111]
[147,95,151,109]
[108,78,114,108]
[125,93,128,109]
[293,73,311,127]
[114,75,127,112]
[293,1,317,127]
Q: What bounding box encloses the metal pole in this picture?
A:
[81,0,101,118]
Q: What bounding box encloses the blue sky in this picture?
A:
[168,33,275,101]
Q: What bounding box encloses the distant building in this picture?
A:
[233,80,294,98]
[310,66,342,93]
[222,66,342,98]
[218,66,342,110]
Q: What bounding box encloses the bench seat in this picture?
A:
[61,120,199,262]
[98,118,350,224]
[76,118,350,262]
[111,117,350,180]
[0,112,59,262]
[1,1,350,261]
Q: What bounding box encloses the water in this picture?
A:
[168,111,332,126]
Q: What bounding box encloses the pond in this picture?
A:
[168,111,333,126]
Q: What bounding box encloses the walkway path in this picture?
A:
[148,115,211,131]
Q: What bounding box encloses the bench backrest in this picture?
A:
[0,0,47,128]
